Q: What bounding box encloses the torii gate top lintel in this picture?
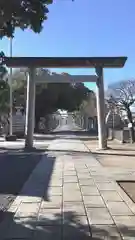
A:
[4,56,127,68]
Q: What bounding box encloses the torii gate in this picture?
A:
[4,56,127,149]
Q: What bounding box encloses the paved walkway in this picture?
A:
[0,137,135,239]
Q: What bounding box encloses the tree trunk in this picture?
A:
[35,115,41,133]
[127,108,135,143]
[130,127,134,143]
[45,115,50,133]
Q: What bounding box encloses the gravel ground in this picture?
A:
[0,151,42,222]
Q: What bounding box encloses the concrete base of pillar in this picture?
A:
[24,145,37,151]
[25,141,34,149]
[96,146,110,151]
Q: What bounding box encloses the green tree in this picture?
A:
[0,66,7,80]
[0,52,9,115]
[0,80,9,114]
[0,51,8,80]
[0,0,53,38]
[11,69,91,128]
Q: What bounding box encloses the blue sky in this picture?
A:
[1,0,135,91]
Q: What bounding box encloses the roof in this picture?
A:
[4,57,127,68]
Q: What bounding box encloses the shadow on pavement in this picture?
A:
[0,146,50,155]
[0,150,55,210]
[0,210,134,239]
[0,147,46,153]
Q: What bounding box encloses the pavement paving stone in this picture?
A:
[49,180,63,187]
[63,188,80,193]
[90,170,108,176]
[96,182,117,191]
[41,197,62,209]
[48,187,62,196]
[64,171,77,176]
[84,196,105,208]
[92,177,113,183]
[7,204,19,214]
[77,174,91,179]
[116,182,135,206]
[20,196,42,203]
[86,161,101,167]
[39,208,61,214]
[15,203,40,216]
[118,226,135,239]
[51,174,63,179]
[63,183,80,190]
[63,191,82,202]
[106,202,134,216]
[91,225,122,239]
[81,186,100,196]
[64,166,75,171]
[113,215,135,227]
[63,183,79,190]
[7,196,28,214]
[51,175,63,180]
[100,191,123,202]
[75,166,87,170]
[9,196,22,208]
[87,208,114,225]
[14,211,37,218]
[78,179,95,186]
[63,202,86,215]
[76,169,90,173]
[64,169,76,172]
[64,176,78,183]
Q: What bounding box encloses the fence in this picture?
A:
[108,127,134,143]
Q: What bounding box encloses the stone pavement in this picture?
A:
[84,139,135,179]
[0,137,135,239]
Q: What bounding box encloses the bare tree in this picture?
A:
[107,80,135,142]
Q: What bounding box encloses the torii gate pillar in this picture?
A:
[96,67,107,149]
[25,68,36,148]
